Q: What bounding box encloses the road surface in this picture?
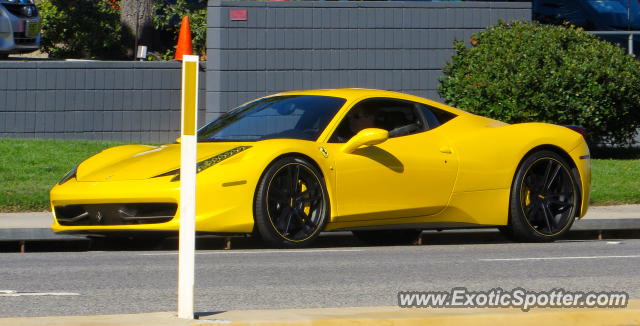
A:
[1,237,639,317]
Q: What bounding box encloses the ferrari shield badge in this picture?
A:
[319,147,329,158]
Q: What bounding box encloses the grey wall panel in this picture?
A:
[0,61,206,142]
[3,2,529,141]
[206,1,531,113]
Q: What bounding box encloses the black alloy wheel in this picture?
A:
[505,150,580,242]
[254,156,329,247]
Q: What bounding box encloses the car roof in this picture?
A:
[273,88,470,116]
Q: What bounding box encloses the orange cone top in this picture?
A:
[175,16,194,61]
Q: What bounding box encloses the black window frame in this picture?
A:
[328,97,457,143]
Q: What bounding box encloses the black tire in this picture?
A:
[507,150,580,242]
[352,229,422,245]
[254,156,329,248]
[497,226,516,241]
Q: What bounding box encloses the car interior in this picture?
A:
[329,98,456,142]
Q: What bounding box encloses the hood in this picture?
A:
[76,143,250,182]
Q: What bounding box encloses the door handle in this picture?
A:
[439,146,453,154]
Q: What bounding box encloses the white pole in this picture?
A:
[178,54,199,320]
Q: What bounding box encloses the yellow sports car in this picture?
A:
[50,89,590,247]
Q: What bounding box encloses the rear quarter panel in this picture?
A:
[448,118,584,193]
[428,116,589,226]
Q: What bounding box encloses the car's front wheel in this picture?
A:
[254,156,329,248]
[506,150,580,242]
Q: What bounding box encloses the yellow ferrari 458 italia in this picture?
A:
[50,89,590,247]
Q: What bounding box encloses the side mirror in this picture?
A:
[175,137,181,144]
[341,128,389,154]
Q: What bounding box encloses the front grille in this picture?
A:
[13,32,36,45]
[55,203,177,226]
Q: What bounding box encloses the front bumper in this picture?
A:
[50,175,256,234]
[0,4,40,54]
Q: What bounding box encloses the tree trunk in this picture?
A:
[120,0,156,58]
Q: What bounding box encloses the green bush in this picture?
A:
[152,0,207,58]
[439,21,640,144]
[39,0,126,59]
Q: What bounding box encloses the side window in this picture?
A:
[329,98,427,143]
[418,104,456,130]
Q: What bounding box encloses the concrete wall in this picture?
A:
[0,61,206,143]
[205,1,531,121]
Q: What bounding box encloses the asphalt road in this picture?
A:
[1,237,640,318]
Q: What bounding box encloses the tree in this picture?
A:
[439,21,640,144]
[119,0,157,58]
[153,0,208,58]
[39,0,125,59]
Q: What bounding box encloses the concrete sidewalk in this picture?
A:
[571,204,640,231]
[0,205,639,243]
[579,204,640,219]
[0,211,52,228]
[0,211,80,243]
[1,301,639,326]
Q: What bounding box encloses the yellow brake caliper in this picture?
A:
[301,183,310,217]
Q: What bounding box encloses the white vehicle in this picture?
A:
[0,0,40,59]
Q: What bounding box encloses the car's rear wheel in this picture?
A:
[254,157,329,248]
[352,229,422,245]
[506,150,579,242]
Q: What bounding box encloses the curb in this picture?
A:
[1,205,640,251]
[205,302,640,326]
[2,301,639,326]
[2,222,640,252]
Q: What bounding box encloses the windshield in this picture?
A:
[197,95,346,142]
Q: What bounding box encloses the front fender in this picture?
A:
[195,139,336,226]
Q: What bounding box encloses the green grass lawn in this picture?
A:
[0,138,638,212]
[0,138,127,212]
[590,159,640,205]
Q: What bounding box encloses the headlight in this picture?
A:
[196,146,251,173]
[154,146,251,181]
[58,166,78,185]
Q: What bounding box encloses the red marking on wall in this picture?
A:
[230,9,248,21]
